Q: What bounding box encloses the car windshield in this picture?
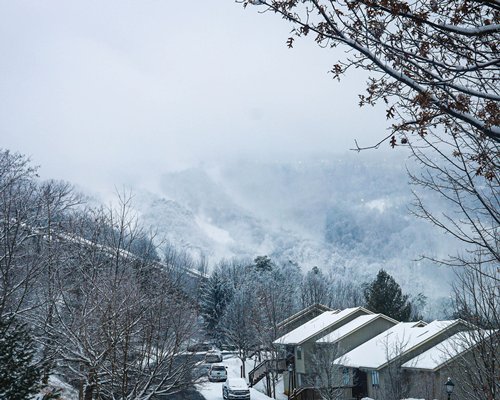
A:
[212,366,225,371]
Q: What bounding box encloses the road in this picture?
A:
[195,354,276,400]
[168,351,281,400]
[168,388,207,400]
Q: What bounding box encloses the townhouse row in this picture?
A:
[272,304,497,400]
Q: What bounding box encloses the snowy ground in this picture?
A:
[33,376,79,400]
[195,354,287,400]
[33,353,287,400]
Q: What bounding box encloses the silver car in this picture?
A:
[207,364,227,382]
[204,349,223,363]
[222,378,250,400]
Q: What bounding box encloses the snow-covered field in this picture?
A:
[195,354,286,400]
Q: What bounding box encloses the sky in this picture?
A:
[0,0,390,194]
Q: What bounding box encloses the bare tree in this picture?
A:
[38,195,198,400]
[220,284,259,378]
[377,337,411,400]
[0,150,43,320]
[449,264,499,400]
[306,344,346,400]
[327,279,363,310]
[33,180,83,383]
[242,0,499,148]
[253,261,301,397]
[301,266,330,308]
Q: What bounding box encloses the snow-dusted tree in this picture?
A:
[301,266,330,308]
[200,268,233,341]
[254,255,274,272]
[220,284,259,378]
[252,261,302,397]
[373,334,412,400]
[449,264,499,400]
[0,150,43,319]
[257,261,301,341]
[33,180,82,384]
[306,344,346,400]
[42,194,198,399]
[0,317,40,400]
[0,151,86,391]
[0,151,203,399]
[163,241,197,287]
[363,269,412,321]
[327,280,363,310]
[216,257,253,292]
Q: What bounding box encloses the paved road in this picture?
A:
[168,388,206,400]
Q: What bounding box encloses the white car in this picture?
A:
[205,349,223,363]
[207,364,227,382]
[222,378,250,400]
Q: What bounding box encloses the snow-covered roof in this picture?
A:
[337,320,461,370]
[401,329,497,371]
[274,307,372,345]
[277,303,333,329]
[316,314,396,344]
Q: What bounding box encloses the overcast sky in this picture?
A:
[0,1,390,194]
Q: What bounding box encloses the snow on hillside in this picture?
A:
[134,154,461,315]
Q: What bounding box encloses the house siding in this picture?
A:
[365,321,469,399]
[337,317,395,355]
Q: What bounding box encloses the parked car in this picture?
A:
[207,364,227,382]
[187,342,212,353]
[204,349,223,363]
[222,378,250,400]
[220,343,238,352]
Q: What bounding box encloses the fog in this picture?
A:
[0,0,390,195]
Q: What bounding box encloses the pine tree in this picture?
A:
[200,270,233,340]
[254,255,274,272]
[0,318,41,400]
[363,269,413,321]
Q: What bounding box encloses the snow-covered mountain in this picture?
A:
[133,153,460,313]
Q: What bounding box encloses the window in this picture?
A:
[342,368,349,385]
[371,370,380,386]
[296,346,302,360]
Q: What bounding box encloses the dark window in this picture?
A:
[342,368,349,385]
[296,346,302,360]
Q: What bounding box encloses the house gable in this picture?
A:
[338,319,468,371]
[401,329,498,372]
[316,313,398,356]
[274,307,374,346]
[277,303,333,336]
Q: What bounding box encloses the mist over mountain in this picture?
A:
[133,153,459,316]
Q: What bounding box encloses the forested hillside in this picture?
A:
[0,149,459,398]
[134,154,460,313]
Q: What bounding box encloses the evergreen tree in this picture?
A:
[363,269,413,321]
[199,270,233,340]
[0,318,41,400]
[253,255,274,272]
